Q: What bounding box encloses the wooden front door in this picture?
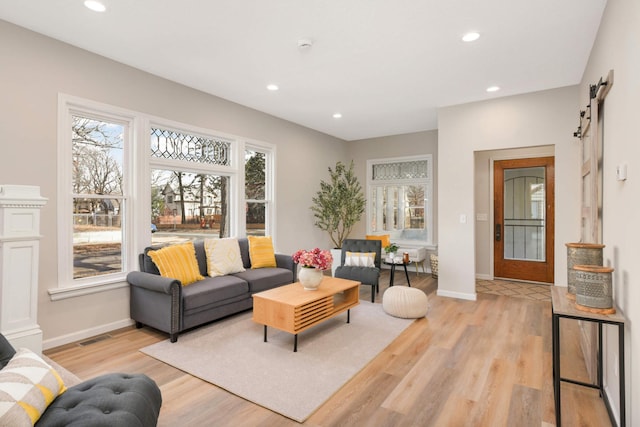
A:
[494,157,555,283]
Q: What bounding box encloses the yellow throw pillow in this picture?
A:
[247,236,277,269]
[204,238,246,277]
[148,242,204,286]
[0,348,67,426]
[366,234,390,249]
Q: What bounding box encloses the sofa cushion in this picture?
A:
[147,242,204,286]
[181,276,250,311]
[0,334,15,369]
[232,268,293,293]
[204,238,245,277]
[247,236,277,269]
[0,348,66,426]
[335,266,380,286]
[237,238,251,269]
[36,373,162,427]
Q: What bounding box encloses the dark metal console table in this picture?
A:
[551,286,626,426]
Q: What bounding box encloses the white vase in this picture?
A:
[299,267,323,290]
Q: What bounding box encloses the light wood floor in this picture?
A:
[45,272,613,426]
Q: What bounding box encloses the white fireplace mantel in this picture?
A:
[0,185,47,353]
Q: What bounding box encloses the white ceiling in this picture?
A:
[0,0,606,141]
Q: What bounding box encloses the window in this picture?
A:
[56,98,134,298]
[150,169,229,243]
[245,147,271,236]
[55,96,275,299]
[367,156,433,246]
[149,127,234,245]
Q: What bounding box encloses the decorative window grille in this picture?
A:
[372,160,429,181]
[150,127,231,165]
[367,156,433,245]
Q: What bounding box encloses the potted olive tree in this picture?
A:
[311,161,366,275]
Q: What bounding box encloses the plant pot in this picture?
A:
[299,267,323,290]
[566,243,605,299]
[573,264,615,313]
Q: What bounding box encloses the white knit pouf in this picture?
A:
[382,286,429,318]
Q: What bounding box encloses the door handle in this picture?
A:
[495,224,501,241]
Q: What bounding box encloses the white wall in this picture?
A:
[437,86,581,300]
[580,0,639,424]
[0,20,347,347]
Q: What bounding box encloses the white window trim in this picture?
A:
[52,94,276,300]
[148,120,242,239]
[244,139,276,240]
[53,94,137,300]
[366,154,434,248]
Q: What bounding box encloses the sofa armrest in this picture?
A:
[127,271,180,294]
[275,253,297,282]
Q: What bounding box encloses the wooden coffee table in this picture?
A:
[252,276,360,352]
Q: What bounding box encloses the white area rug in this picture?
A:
[140,301,413,422]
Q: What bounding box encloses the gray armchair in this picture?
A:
[334,239,382,303]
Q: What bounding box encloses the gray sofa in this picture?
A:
[0,334,162,426]
[127,238,296,342]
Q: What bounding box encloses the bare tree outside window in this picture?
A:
[245,150,266,236]
[71,116,124,279]
[150,169,229,243]
[150,127,232,244]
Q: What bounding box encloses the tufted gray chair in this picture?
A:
[334,239,382,303]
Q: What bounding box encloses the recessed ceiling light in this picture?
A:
[266,84,279,91]
[462,32,480,42]
[486,86,500,92]
[333,113,342,119]
[84,0,107,12]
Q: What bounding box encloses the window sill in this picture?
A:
[394,242,438,251]
[48,280,128,301]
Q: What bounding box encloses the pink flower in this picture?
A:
[292,248,333,270]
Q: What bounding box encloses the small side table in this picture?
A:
[397,246,427,276]
[384,259,411,287]
[551,286,626,426]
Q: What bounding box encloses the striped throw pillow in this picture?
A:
[0,348,66,426]
[148,241,204,286]
[247,236,277,269]
[345,251,376,267]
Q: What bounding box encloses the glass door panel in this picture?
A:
[503,167,545,261]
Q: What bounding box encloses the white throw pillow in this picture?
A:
[344,251,375,267]
[204,238,246,277]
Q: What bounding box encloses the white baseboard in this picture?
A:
[437,289,477,301]
[475,273,493,280]
[43,318,135,351]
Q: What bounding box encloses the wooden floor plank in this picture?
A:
[44,273,613,426]
[506,384,542,427]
